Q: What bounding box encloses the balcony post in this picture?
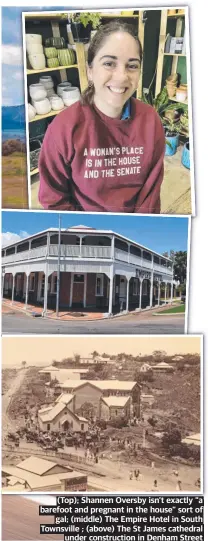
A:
[128,244,130,263]
[25,273,29,311]
[164,282,167,304]
[11,273,15,305]
[150,271,154,308]
[79,235,83,257]
[2,270,5,298]
[158,280,161,307]
[139,278,143,310]
[111,235,115,259]
[108,265,114,316]
[43,265,48,315]
[126,277,130,311]
[170,281,173,304]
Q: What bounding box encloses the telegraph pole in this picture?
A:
[56,214,61,317]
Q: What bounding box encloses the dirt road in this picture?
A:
[2,369,28,440]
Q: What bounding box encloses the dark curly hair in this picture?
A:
[81,20,143,106]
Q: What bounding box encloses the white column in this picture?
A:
[170,281,173,304]
[25,274,29,311]
[2,272,5,298]
[150,272,154,307]
[139,279,143,310]
[164,283,167,304]
[43,266,48,314]
[83,274,87,308]
[128,244,130,263]
[79,235,83,257]
[108,266,114,315]
[69,273,74,307]
[158,281,161,306]
[11,274,15,304]
[126,278,130,312]
[111,235,115,259]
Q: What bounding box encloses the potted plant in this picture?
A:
[162,117,182,156]
[181,139,190,169]
[69,12,102,43]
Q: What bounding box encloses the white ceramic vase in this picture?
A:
[57,82,72,97]
[62,87,80,106]
[28,53,46,70]
[28,103,36,121]
[39,76,54,90]
[29,83,47,100]
[32,98,51,115]
[50,96,64,111]
[27,43,44,55]
[26,34,42,45]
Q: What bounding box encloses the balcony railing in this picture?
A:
[2,244,173,277]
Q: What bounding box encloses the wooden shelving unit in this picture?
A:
[155,9,186,97]
[30,167,39,176]
[29,107,68,123]
[27,65,78,75]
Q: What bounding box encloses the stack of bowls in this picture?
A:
[26,34,46,70]
[49,95,64,111]
[29,83,51,115]
[62,87,81,107]
[57,81,72,98]
[44,47,59,69]
[166,74,178,98]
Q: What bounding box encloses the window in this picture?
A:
[81,423,84,431]
[96,274,104,296]
[47,423,50,430]
[133,279,139,296]
[29,273,35,291]
[143,281,148,295]
[74,274,84,283]
[51,273,57,294]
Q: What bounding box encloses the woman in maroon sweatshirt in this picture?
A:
[38,21,165,213]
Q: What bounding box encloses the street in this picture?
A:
[2,311,185,335]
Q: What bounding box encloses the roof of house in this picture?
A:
[39,365,59,372]
[2,465,85,490]
[55,393,74,405]
[60,379,137,391]
[153,361,174,369]
[101,396,130,407]
[16,456,65,476]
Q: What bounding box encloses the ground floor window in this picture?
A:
[133,278,139,296]
[81,423,84,431]
[96,274,104,296]
[29,273,35,291]
[47,423,50,430]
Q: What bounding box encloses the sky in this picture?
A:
[2,212,189,255]
[2,336,201,367]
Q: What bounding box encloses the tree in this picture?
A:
[152,350,167,359]
[162,422,181,447]
[163,250,187,284]
[73,353,80,363]
[21,361,27,369]
[91,350,99,359]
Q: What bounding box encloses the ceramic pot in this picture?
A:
[29,83,47,100]
[28,103,36,121]
[50,96,64,111]
[57,48,75,66]
[32,98,51,115]
[45,36,65,48]
[26,34,42,45]
[176,87,187,102]
[39,76,54,90]
[165,133,179,156]
[57,82,72,97]
[47,89,56,98]
[62,87,80,101]
[47,58,59,68]
[44,47,58,59]
[181,142,190,169]
[28,53,46,70]
[26,43,44,55]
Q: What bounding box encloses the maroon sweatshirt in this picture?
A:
[38,98,165,213]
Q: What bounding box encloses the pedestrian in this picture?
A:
[38,21,165,214]
[177,479,182,491]
[129,470,133,480]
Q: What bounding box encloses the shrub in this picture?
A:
[2,139,26,155]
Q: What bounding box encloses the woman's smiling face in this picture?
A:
[87,31,141,117]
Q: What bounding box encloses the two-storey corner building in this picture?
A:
[1,225,174,315]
